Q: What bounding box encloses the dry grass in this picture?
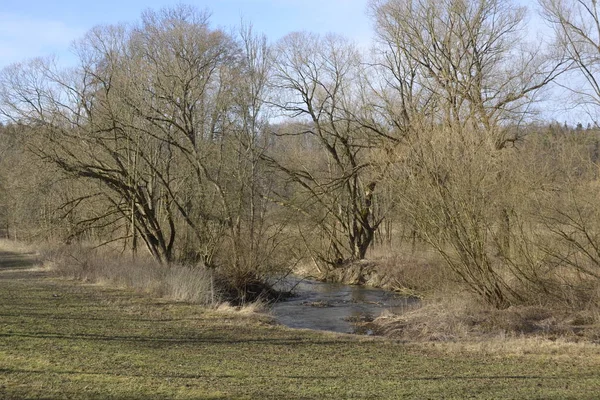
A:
[423,335,600,359]
[0,238,39,254]
[367,243,450,295]
[215,300,269,315]
[362,239,600,344]
[295,240,450,296]
[42,244,216,305]
[373,293,600,343]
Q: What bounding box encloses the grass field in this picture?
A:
[1,249,600,399]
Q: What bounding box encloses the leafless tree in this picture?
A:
[540,0,600,118]
[267,32,384,273]
[370,0,563,308]
[371,0,563,147]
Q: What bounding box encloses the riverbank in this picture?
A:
[2,247,600,398]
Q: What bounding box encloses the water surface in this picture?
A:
[270,277,419,334]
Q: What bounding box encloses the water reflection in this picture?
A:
[270,277,419,334]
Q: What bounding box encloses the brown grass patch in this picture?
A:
[0,238,39,255]
[372,293,600,342]
[294,242,450,296]
[43,244,216,305]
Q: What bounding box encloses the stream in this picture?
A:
[270,277,420,334]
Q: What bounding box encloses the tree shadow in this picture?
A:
[0,250,41,271]
[0,369,229,399]
[0,331,347,347]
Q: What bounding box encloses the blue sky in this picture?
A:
[0,0,373,69]
[0,0,585,123]
[1,0,550,68]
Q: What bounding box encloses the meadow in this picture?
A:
[1,246,600,399]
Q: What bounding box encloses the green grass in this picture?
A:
[1,250,600,399]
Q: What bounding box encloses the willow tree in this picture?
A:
[370,0,562,308]
[0,6,282,286]
[530,0,600,304]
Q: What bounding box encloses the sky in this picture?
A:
[0,0,373,69]
[0,0,587,123]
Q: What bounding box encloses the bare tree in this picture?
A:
[370,0,562,308]
[371,0,562,147]
[540,0,600,117]
[267,32,384,273]
[0,5,294,300]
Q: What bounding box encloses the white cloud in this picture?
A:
[0,13,84,68]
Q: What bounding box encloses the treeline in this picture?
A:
[1,0,600,309]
